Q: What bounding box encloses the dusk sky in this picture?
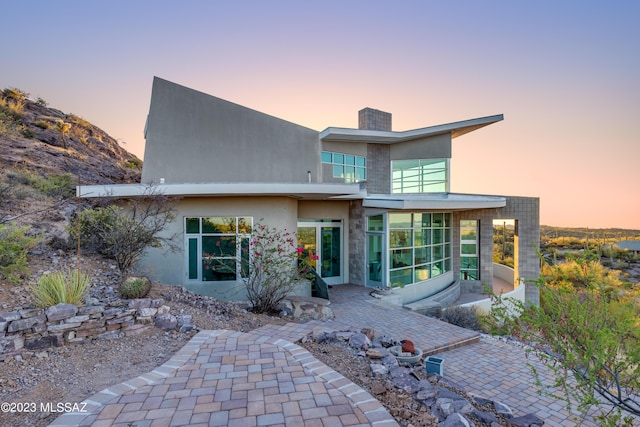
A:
[1,1,638,229]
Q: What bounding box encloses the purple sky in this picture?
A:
[1,1,638,229]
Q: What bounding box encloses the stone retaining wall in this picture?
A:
[0,298,174,360]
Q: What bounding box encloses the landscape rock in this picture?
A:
[348,332,371,350]
[470,408,498,424]
[45,304,78,322]
[507,413,544,427]
[494,400,514,418]
[439,412,474,427]
[155,313,177,330]
[370,363,389,376]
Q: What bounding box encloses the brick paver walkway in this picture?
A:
[50,284,638,426]
[50,322,398,427]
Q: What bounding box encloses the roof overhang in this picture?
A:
[320,114,504,144]
[363,193,507,210]
[77,182,365,201]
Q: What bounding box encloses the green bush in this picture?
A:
[119,276,151,299]
[33,173,75,198]
[34,120,49,129]
[31,269,91,308]
[21,128,35,139]
[68,206,120,254]
[67,190,177,276]
[0,223,42,283]
[440,305,482,330]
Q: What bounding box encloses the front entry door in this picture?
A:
[297,221,343,285]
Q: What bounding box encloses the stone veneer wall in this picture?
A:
[348,199,366,285]
[453,196,540,306]
[0,299,179,360]
[366,144,390,194]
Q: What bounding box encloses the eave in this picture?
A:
[77,182,365,201]
[319,114,503,144]
[363,193,507,210]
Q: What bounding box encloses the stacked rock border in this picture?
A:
[0,298,193,361]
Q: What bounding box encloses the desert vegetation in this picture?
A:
[485,248,640,426]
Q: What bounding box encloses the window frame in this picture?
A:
[391,158,449,194]
[388,212,452,287]
[321,150,366,183]
[185,216,253,282]
[460,219,479,280]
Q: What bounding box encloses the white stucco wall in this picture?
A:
[136,196,299,300]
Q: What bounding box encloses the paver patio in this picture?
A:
[50,284,637,426]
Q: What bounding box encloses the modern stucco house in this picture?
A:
[79,77,540,306]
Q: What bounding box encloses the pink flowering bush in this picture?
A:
[245,223,299,313]
[297,246,319,279]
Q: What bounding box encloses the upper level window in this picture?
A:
[322,151,366,183]
[392,159,449,193]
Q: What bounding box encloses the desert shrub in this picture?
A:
[34,120,49,129]
[31,269,91,307]
[33,173,75,198]
[487,253,640,424]
[119,276,151,299]
[21,128,35,139]
[0,223,42,283]
[0,96,25,117]
[0,110,25,137]
[122,158,143,169]
[2,88,29,101]
[440,305,482,330]
[68,187,178,275]
[35,97,48,107]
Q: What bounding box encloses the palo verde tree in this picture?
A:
[485,251,640,426]
[69,184,179,277]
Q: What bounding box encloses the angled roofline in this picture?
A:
[319,114,504,143]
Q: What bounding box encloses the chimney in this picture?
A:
[358,107,392,131]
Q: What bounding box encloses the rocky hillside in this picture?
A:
[0,87,142,186]
[0,86,142,264]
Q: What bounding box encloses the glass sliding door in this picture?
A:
[366,214,384,288]
[297,220,343,285]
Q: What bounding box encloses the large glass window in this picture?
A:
[389,212,451,287]
[460,219,479,280]
[322,151,366,183]
[185,217,252,282]
[392,159,449,193]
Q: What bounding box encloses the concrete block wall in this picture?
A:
[348,200,366,285]
[358,108,392,131]
[452,196,540,306]
[497,196,541,306]
[366,144,390,194]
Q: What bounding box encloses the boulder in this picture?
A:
[154,313,177,330]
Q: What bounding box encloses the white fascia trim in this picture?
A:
[319,114,504,143]
[77,182,364,199]
[362,193,507,210]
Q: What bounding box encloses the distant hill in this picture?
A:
[0,87,141,186]
[541,225,640,241]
